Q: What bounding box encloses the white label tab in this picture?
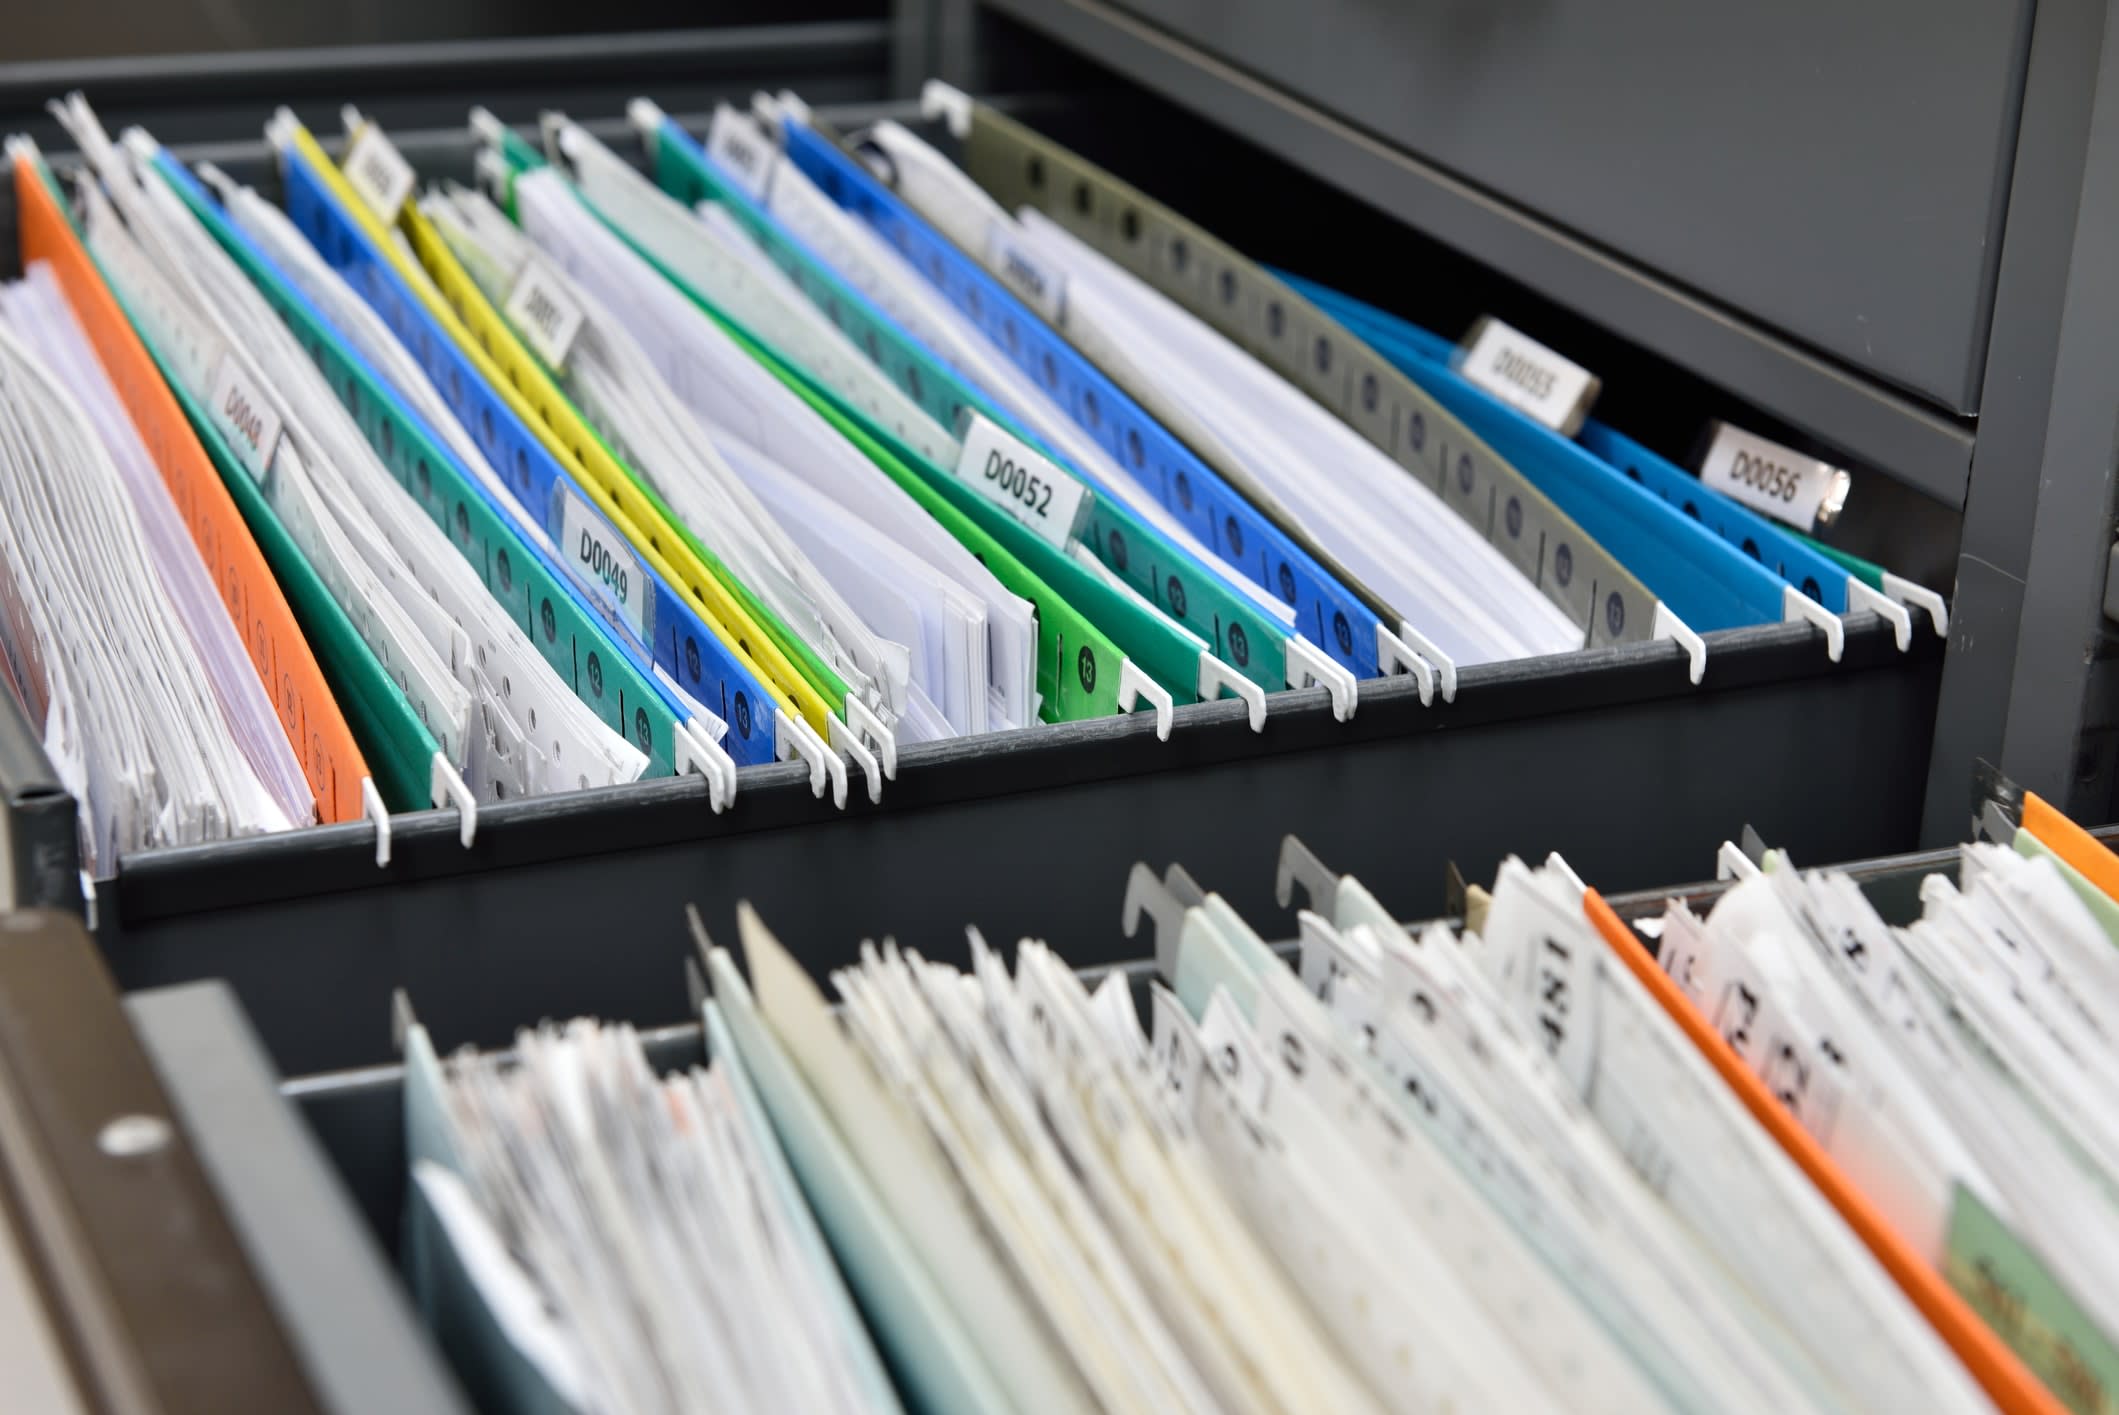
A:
[1456,316,1600,435]
[1699,422,1851,533]
[705,107,779,202]
[558,485,650,646]
[985,222,1068,325]
[953,412,1093,551]
[206,354,283,485]
[343,125,417,224]
[502,262,585,373]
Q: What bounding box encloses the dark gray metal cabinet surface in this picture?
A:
[1101,0,2032,416]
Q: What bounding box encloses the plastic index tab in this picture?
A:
[772,118,1402,683]
[949,94,1662,654]
[10,145,371,827]
[268,115,796,772]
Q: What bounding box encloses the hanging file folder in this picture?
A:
[488,123,1175,728]
[144,150,724,798]
[622,104,1351,715]
[937,89,1710,673]
[770,112,1438,695]
[266,115,829,795]
[1579,887,2062,1415]
[11,145,372,831]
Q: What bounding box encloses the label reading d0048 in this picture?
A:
[1699,422,1851,533]
[952,412,1093,551]
[206,353,284,485]
[558,485,650,647]
[705,107,780,202]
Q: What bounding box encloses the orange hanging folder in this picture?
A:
[1581,887,2065,1415]
[2022,791,2119,906]
[12,153,369,826]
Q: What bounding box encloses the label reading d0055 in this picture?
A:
[1699,422,1851,533]
[952,412,1093,551]
[558,485,650,647]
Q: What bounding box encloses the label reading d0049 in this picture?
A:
[1699,422,1851,533]
[952,412,1093,551]
[558,485,650,647]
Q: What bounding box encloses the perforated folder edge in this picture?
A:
[2022,791,2119,906]
[12,153,373,826]
[1581,887,2065,1415]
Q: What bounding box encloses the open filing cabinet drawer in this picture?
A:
[0,31,1945,1077]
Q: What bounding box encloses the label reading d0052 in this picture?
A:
[952,412,1093,551]
[1699,422,1851,533]
[558,485,650,647]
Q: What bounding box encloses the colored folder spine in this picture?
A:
[271,120,800,771]
[11,148,375,822]
[641,109,1299,700]
[1581,887,2066,1415]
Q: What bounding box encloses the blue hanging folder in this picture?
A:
[1277,273,1831,639]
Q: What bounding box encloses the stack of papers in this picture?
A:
[403,817,2119,1412]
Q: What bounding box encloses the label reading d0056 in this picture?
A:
[1699,422,1851,533]
[952,412,1093,551]
[558,485,650,647]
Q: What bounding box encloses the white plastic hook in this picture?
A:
[467,106,509,150]
[919,80,975,139]
[1285,635,1357,721]
[1197,652,1266,732]
[1782,585,1845,662]
[675,720,737,813]
[1389,621,1457,702]
[827,716,883,806]
[472,149,512,206]
[1118,659,1174,741]
[844,694,897,780]
[1652,602,1708,684]
[1376,627,1437,706]
[428,753,478,849]
[338,104,367,141]
[362,776,392,867]
[194,161,239,204]
[1275,834,1339,914]
[1882,571,1949,638]
[626,97,667,145]
[1121,861,1188,978]
[1845,577,1914,652]
[778,710,847,809]
[1163,862,1207,909]
[1716,840,1762,882]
